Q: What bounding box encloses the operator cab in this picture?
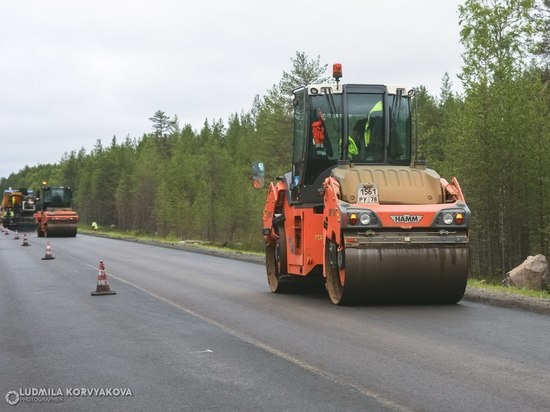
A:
[290,64,413,204]
[36,186,73,211]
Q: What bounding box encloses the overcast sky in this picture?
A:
[0,0,464,179]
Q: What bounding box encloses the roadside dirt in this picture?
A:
[464,287,550,315]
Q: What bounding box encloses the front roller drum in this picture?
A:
[325,242,469,305]
[44,223,78,237]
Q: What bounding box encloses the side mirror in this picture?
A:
[252,161,265,189]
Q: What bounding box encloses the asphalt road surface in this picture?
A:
[1,232,549,411]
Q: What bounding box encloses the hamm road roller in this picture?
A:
[34,183,79,237]
[253,64,470,305]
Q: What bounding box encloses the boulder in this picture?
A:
[503,255,549,291]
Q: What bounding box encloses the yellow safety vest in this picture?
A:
[339,135,359,157]
[345,101,382,158]
[364,100,383,145]
[348,137,358,156]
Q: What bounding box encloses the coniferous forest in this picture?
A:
[2,0,549,279]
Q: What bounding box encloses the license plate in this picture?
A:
[357,185,379,204]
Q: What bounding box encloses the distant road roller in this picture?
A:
[34,182,79,237]
[1,188,36,232]
[253,64,470,305]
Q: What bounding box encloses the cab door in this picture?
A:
[290,90,307,203]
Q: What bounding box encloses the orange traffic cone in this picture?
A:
[21,234,30,247]
[13,230,20,240]
[42,241,55,260]
[91,261,116,296]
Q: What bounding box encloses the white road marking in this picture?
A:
[85,263,412,412]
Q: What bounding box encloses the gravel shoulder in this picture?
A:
[464,287,550,315]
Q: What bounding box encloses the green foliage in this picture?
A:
[450,0,549,275]
[149,110,179,137]
[265,51,330,115]
[459,0,538,87]
[534,0,550,65]
[278,51,330,96]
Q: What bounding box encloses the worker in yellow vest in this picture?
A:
[348,100,384,161]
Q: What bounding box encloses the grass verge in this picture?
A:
[468,279,550,300]
[78,226,263,257]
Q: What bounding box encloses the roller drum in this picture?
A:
[45,222,78,237]
[336,245,469,305]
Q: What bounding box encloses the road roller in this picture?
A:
[34,182,79,237]
[1,188,36,232]
[253,64,470,305]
